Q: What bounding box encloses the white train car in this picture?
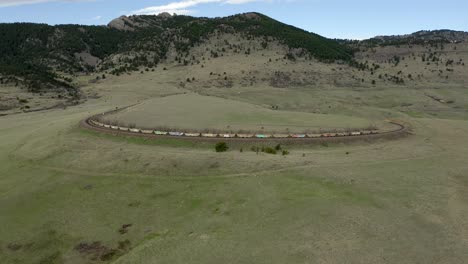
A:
[185,133,201,137]
[90,120,100,126]
[222,134,236,138]
[237,134,254,138]
[292,134,306,138]
[129,128,140,133]
[273,134,290,138]
[202,133,218,138]
[155,131,168,135]
[169,132,184,137]
[104,124,111,128]
[111,126,119,130]
[141,130,154,134]
[351,131,361,136]
[119,127,130,131]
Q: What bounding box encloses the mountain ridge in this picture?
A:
[0,12,466,95]
[0,12,352,93]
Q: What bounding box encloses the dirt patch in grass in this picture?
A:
[74,241,115,261]
[118,224,133,235]
[74,240,132,262]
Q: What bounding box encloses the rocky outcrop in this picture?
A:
[108,16,135,31]
[158,12,172,18]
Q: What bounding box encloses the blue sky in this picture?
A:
[0,0,466,39]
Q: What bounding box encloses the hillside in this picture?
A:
[1,14,467,115]
[0,12,352,93]
[365,30,468,46]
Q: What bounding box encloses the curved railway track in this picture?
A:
[80,105,409,144]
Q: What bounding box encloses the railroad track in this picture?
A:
[80,106,409,144]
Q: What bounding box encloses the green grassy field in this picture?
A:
[1,41,468,263]
[102,93,383,133]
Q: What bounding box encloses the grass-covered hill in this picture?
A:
[357,29,468,47]
[0,12,353,93]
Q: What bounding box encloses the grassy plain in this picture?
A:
[102,93,382,133]
[1,40,468,264]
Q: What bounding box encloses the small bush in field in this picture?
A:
[264,147,277,155]
[215,142,229,153]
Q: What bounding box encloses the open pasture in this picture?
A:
[101,93,386,134]
[1,39,468,263]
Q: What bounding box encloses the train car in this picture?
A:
[307,134,321,138]
[169,132,184,137]
[141,130,154,134]
[111,126,119,130]
[255,134,267,139]
[185,133,201,137]
[351,131,361,136]
[202,133,217,138]
[119,127,130,131]
[129,128,140,133]
[103,124,111,128]
[292,134,306,138]
[154,131,168,135]
[237,134,254,138]
[273,134,290,138]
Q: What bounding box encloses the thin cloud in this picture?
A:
[0,0,93,8]
[130,0,264,16]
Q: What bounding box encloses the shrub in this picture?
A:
[275,144,282,151]
[264,147,277,155]
[282,150,290,156]
[215,142,229,152]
